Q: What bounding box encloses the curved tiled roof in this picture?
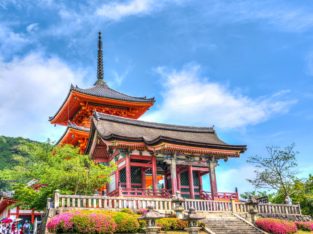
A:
[91,112,246,152]
[72,81,155,103]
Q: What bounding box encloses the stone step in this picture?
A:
[204,215,264,234]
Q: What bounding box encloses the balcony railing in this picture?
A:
[200,190,239,200]
[51,191,302,216]
[107,188,171,198]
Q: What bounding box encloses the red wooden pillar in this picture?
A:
[126,155,131,194]
[177,168,181,191]
[115,169,119,195]
[31,209,35,224]
[188,166,195,199]
[16,206,20,219]
[152,156,157,194]
[170,154,177,196]
[209,159,218,200]
[7,207,10,217]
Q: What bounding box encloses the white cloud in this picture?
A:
[142,64,296,129]
[0,24,31,57]
[96,0,185,21]
[0,53,86,141]
[26,23,39,33]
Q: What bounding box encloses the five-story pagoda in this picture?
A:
[50,32,154,152]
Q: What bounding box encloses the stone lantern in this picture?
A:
[138,206,164,234]
[172,191,185,219]
[246,196,259,223]
[183,208,204,234]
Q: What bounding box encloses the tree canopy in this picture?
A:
[0,140,115,210]
[247,144,298,197]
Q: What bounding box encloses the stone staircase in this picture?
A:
[203,213,266,234]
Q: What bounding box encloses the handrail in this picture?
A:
[52,191,301,215]
[200,190,239,200]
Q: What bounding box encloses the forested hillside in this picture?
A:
[0,135,44,170]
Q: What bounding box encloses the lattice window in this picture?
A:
[166,177,172,190]
[131,167,142,184]
[193,171,200,186]
[180,171,189,186]
[119,168,126,183]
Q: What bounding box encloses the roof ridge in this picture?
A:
[72,84,155,102]
[93,112,215,133]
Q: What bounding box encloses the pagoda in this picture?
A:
[51,32,247,200]
[50,32,154,152]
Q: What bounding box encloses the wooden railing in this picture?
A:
[108,188,171,198]
[200,190,239,200]
[51,191,301,215]
[234,201,301,215]
[53,193,172,211]
[184,199,232,212]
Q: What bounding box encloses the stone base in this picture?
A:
[144,226,161,234]
[184,227,201,234]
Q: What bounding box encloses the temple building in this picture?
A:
[51,32,246,200]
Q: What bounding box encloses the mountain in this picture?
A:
[0,135,43,170]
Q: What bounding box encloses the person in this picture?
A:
[11,222,16,234]
[22,221,30,234]
[285,195,292,205]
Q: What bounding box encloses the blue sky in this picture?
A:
[0,0,312,194]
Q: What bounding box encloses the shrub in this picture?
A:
[156,218,188,231]
[120,208,134,214]
[72,213,116,234]
[295,221,313,231]
[255,218,297,234]
[47,212,74,233]
[110,211,140,233]
[47,212,116,234]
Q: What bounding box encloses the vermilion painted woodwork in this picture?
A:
[50,91,153,126]
[188,166,195,199]
[59,128,89,153]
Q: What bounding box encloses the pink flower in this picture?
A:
[256,218,297,234]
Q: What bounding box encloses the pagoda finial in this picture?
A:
[95,31,105,86]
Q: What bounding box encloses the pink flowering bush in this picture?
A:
[255,218,297,234]
[47,212,116,233]
[47,213,74,233]
[295,221,313,231]
[72,212,116,233]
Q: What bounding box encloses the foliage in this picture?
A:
[120,208,134,214]
[255,218,297,234]
[47,212,116,233]
[0,142,115,210]
[240,190,275,200]
[109,211,140,233]
[156,218,188,231]
[295,221,313,231]
[47,213,74,233]
[47,210,191,233]
[0,136,46,190]
[247,144,298,197]
[268,175,313,216]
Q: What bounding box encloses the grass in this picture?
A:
[296,231,313,234]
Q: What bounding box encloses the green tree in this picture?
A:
[272,175,313,216]
[0,142,115,209]
[247,144,298,197]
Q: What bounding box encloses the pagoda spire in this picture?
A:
[95,32,105,86]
